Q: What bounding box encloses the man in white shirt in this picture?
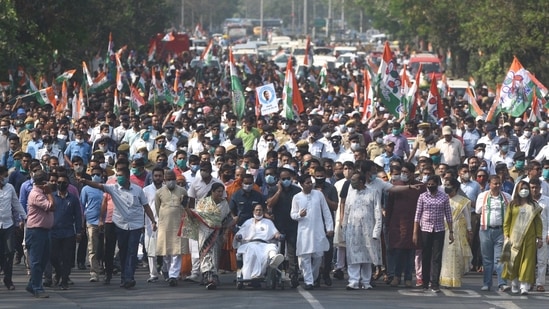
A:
[530,177,549,292]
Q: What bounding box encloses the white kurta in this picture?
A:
[143,184,159,256]
[343,186,382,265]
[290,190,334,256]
[235,218,279,279]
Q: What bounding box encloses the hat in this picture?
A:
[117,143,130,153]
[142,118,152,126]
[486,123,497,131]
[24,117,34,124]
[539,121,547,129]
[475,115,484,122]
[17,108,25,116]
[417,122,430,129]
[154,134,166,141]
[296,140,310,148]
[503,122,512,127]
[428,147,441,155]
[373,156,384,168]
[231,138,243,147]
[330,134,342,142]
[498,138,509,145]
[226,144,237,152]
[514,119,524,126]
[384,139,395,146]
[474,143,486,150]
[442,126,452,135]
[93,149,104,155]
[513,151,525,161]
[137,146,148,153]
[13,151,24,159]
[345,119,356,127]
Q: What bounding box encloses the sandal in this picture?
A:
[536,285,545,292]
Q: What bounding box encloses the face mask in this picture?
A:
[461,173,470,182]
[422,175,429,183]
[350,142,360,151]
[92,174,103,183]
[253,214,263,220]
[370,174,377,182]
[282,124,289,130]
[323,132,331,139]
[282,179,292,187]
[515,161,525,170]
[1,178,8,186]
[57,134,66,140]
[519,189,529,198]
[338,124,346,132]
[131,167,142,176]
[500,145,509,153]
[444,187,454,194]
[177,159,187,169]
[166,180,176,190]
[58,182,69,192]
[488,131,496,139]
[14,160,21,170]
[142,132,150,141]
[190,164,200,173]
[265,175,276,185]
[75,139,84,144]
[74,166,84,174]
[476,151,485,159]
[431,155,441,165]
[248,168,258,176]
[376,137,383,144]
[400,174,409,183]
[347,127,355,134]
[242,184,253,192]
[427,185,438,193]
[331,141,340,149]
[156,162,168,169]
[392,129,400,136]
[418,130,424,136]
[117,175,127,186]
[315,177,325,186]
[523,131,532,138]
[49,183,58,192]
[25,123,33,130]
[391,175,400,182]
[543,168,549,179]
[99,162,107,169]
[542,130,547,135]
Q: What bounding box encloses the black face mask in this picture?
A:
[58,182,69,192]
[315,177,326,187]
[335,172,344,179]
[444,187,454,194]
[331,142,341,149]
[427,185,438,193]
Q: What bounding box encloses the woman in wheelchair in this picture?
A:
[234,204,284,280]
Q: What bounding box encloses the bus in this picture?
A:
[250,19,283,36]
[225,22,253,44]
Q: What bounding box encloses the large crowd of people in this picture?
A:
[0,37,547,300]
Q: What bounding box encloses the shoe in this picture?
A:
[26,286,34,294]
[290,276,299,288]
[185,274,200,282]
[123,280,136,289]
[206,282,216,290]
[431,286,441,293]
[480,285,490,291]
[14,255,22,265]
[537,285,546,292]
[78,263,86,270]
[324,275,332,286]
[67,278,74,285]
[34,290,49,298]
[520,288,528,295]
[53,276,60,287]
[333,269,344,280]
[104,277,111,285]
[499,284,510,292]
[362,284,373,290]
[89,274,98,282]
[147,276,159,283]
[405,280,413,288]
[168,278,178,287]
[416,279,423,287]
[314,278,321,288]
[304,284,314,290]
[43,279,53,288]
[3,278,15,290]
[59,283,69,290]
[390,277,400,287]
[346,283,359,290]
[269,253,284,268]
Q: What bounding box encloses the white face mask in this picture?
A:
[350,142,360,151]
[461,173,470,182]
[376,137,383,144]
[524,131,532,138]
[99,163,107,169]
[253,214,263,220]
[391,175,400,182]
[418,129,424,136]
[476,151,485,159]
[347,127,355,133]
[519,189,529,198]
[400,174,409,183]
[166,180,177,190]
[422,175,429,183]
[57,134,66,140]
[323,132,331,139]
[282,124,289,130]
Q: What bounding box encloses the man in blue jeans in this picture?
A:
[77,167,156,289]
[25,170,55,298]
[475,175,511,292]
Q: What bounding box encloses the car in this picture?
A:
[446,79,476,99]
[335,53,357,68]
[409,53,443,81]
[190,56,222,72]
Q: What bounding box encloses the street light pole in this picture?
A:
[180,0,184,32]
[303,0,308,36]
[260,0,264,40]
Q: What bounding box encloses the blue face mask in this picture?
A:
[265,175,276,185]
[500,145,509,153]
[489,131,496,139]
[142,132,150,142]
[91,175,103,183]
[370,174,377,182]
[281,179,292,187]
[543,168,549,179]
[515,161,525,170]
[431,155,441,165]
[14,160,21,170]
[176,159,187,169]
[131,167,142,176]
[190,165,200,173]
[392,128,400,136]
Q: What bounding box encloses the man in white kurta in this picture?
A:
[531,179,549,291]
[155,170,188,286]
[343,173,383,290]
[142,168,163,282]
[291,176,334,290]
[234,205,284,280]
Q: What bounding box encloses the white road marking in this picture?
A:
[441,288,480,298]
[297,286,325,309]
[484,301,522,309]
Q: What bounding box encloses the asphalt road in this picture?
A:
[2,262,549,309]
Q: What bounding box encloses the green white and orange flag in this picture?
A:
[466,87,483,118]
[89,72,110,93]
[527,89,543,123]
[426,72,444,122]
[82,62,93,87]
[34,87,57,107]
[72,87,85,120]
[486,84,501,123]
[55,69,76,84]
[56,81,68,113]
[499,57,534,117]
[229,48,246,120]
[200,39,213,65]
[281,55,305,121]
[115,53,123,91]
[377,42,402,117]
[400,64,411,118]
[407,64,422,120]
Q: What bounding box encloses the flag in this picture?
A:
[116,45,127,58]
[469,76,476,88]
[114,88,120,116]
[407,64,422,120]
[499,57,535,117]
[303,35,314,66]
[466,87,483,118]
[229,48,246,120]
[242,55,255,75]
[486,84,501,123]
[281,55,305,121]
[200,39,213,65]
[361,69,374,122]
[33,86,57,107]
[377,42,402,117]
[528,89,542,123]
[148,40,156,62]
[56,81,68,113]
[115,53,123,91]
[528,72,548,98]
[89,72,111,93]
[72,87,85,120]
[55,69,76,83]
[353,82,359,107]
[39,76,48,89]
[319,64,327,89]
[400,64,412,116]
[426,72,444,122]
[162,32,175,42]
[82,61,93,86]
[130,86,145,109]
